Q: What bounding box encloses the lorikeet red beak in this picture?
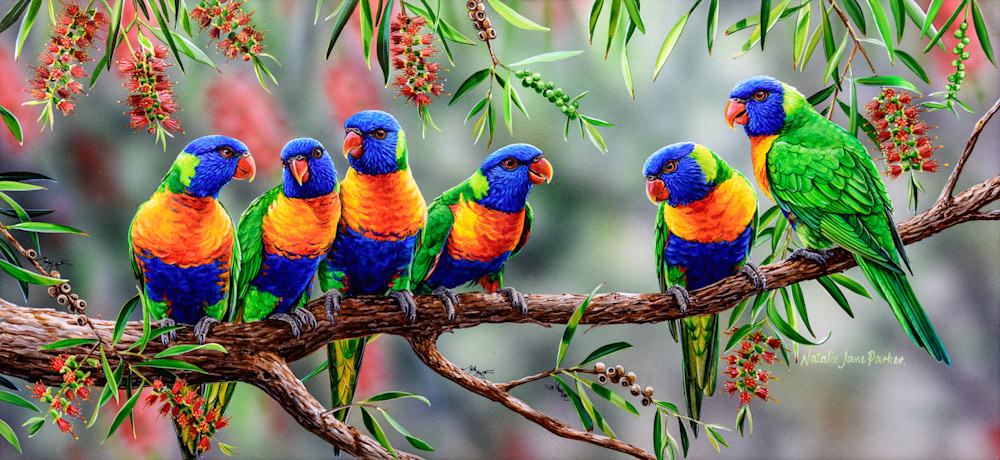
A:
[344,130,364,159]
[725,99,749,129]
[289,157,309,185]
[646,178,668,203]
[528,157,553,185]
[234,153,256,182]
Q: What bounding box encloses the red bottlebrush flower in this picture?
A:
[191,0,265,61]
[762,350,777,365]
[172,378,185,395]
[118,44,183,143]
[738,392,752,407]
[898,92,912,104]
[911,122,928,136]
[50,398,63,411]
[886,150,901,164]
[921,159,940,173]
[64,402,83,419]
[888,164,903,178]
[51,355,66,372]
[726,366,741,379]
[152,379,164,391]
[740,340,753,352]
[723,380,739,395]
[144,392,161,408]
[30,383,47,399]
[388,11,446,110]
[63,371,76,385]
[198,435,213,452]
[26,3,106,129]
[215,416,230,430]
[157,402,172,418]
[754,386,773,402]
[865,100,880,114]
[55,416,76,438]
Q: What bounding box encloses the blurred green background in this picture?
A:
[1,1,998,458]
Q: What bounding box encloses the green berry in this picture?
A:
[543,89,554,98]
[946,84,955,91]
[545,81,554,90]
[954,83,962,91]
[534,85,544,94]
[953,46,962,55]
[554,88,564,98]
[962,37,970,45]
[960,22,968,30]
[555,99,564,107]
[952,59,961,66]
[532,73,542,81]
[521,68,531,76]
[521,79,531,88]
[957,42,965,51]
[948,74,956,82]
[571,102,579,111]
[566,105,576,114]
[568,113,577,121]
[962,51,970,59]
[958,63,965,71]
[560,105,569,114]
[955,29,964,39]
[957,71,966,79]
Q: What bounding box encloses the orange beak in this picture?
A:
[289,158,309,185]
[646,179,668,203]
[233,153,256,182]
[528,157,553,185]
[725,99,749,129]
[344,131,363,159]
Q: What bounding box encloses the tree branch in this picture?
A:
[936,97,1000,204]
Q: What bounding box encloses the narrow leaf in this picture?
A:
[0,105,22,145]
[133,358,207,373]
[921,0,943,38]
[817,275,855,317]
[503,70,514,135]
[707,0,719,54]
[553,375,593,432]
[0,0,31,35]
[100,348,119,404]
[154,343,227,358]
[971,0,996,67]
[792,1,810,69]
[487,0,549,31]
[760,0,771,49]
[0,181,44,191]
[789,282,814,337]
[723,323,754,351]
[582,120,609,153]
[823,32,849,85]
[103,382,143,441]
[653,7,694,80]
[830,273,871,298]
[509,50,584,67]
[14,0,41,60]
[557,283,603,368]
[360,0,374,66]
[767,296,830,345]
[842,0,866,34]
[606,0,622,58]
[6,222,88,235]
[376,0,396,83]
[622,0,644,34]
[360,407,398,459]
[578,342,633,367]
[849,68,859,136]
[589,0,604,42]
[570,374,640,416]
[361,391,431,406]
[0,420,19,453]
[896,49,931,83]
[450,68,491,107]
[890,0,905,42]
[0,391,40,412]
[300,358,329,382]
[377,409,434,451]
[0,260,65,285]
[923,0,967,53]
[856,75,921,93]
[113,295,140,345]
[326,0,360,58]
[865,0,895,63]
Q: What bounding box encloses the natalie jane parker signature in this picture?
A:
[798,349,906,368]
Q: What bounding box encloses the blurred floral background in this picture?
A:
[0,0,998,458]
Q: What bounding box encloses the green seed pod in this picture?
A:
[534,85,544,94]
[958,63,966,71]
[962,37,970,45]
[960,21,968,30]
[567,105,576,114]
[571,102,579,111]
[955,29,964,39]
[554,88,564,98]
[953,46,962,55]
[954,83,962,91]
[554,99,564,107]
[595,362,606,373]
[948,74,956,82]
[568,113,578,121]
[521,68,531,77]
[545,81,554,90]
[958,71,966,79]
[521,79,531,88]
[961,51,970,60]
[547,95,557,103]
[956,42,965,51]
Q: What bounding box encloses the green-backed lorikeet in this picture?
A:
[645,142,763,433]
[410,143,553,318]
[129,135,256,346]
[726,75,949,364]
[234,138,340,337]
[317,110,427,431]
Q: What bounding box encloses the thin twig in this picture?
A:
[406,333,654,459]
[936,97,1000,204]
[499,368,598,392]
[827,0,878,74]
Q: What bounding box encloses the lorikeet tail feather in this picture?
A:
[856,257,950,365]
[328,337,367,455]
[679,314,719,436]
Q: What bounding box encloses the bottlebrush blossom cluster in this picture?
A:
[145,378,230,454]
[117,44,182,140]
[866,89,941,178]
[389,12,445,110]
[26,3,106,124]
[29,354,97,439]
[190,0,266,61]
[720,328,783,408]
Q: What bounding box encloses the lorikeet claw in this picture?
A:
[497,286,528,316]
[389,290,417,323]
[292,308,318,331]
[159,317,178,347]
[432,286,459,321]
[324,290,342,323]
[739,261,767,290]
[666,286,691,315]
[268,312,302,339]
[193,316,220,345]
[788,248,832,265]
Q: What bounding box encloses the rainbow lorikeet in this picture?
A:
[234,138,340,337]
[410,144,553,318]
[645,142,763,433]
[129,135,256,346]
[318,110,427,429]
[726,75,949,364]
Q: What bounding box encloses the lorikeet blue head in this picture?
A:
[474,144,553,213]
[280,138,338,199]
[343,110,404,176]
[725,75,788,137]
[173,135,255,198]
[644,142,727,207]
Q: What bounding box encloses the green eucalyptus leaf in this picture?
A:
[487,0,549,31]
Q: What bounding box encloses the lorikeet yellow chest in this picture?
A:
[338,168,426,240]
[131,191,234,268]
[262,192,340,260]
[447,199,526,263]
[749,134,778,201]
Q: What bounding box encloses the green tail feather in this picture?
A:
[856,257,950,365]
[328,337,368,455]
[678,314,719,436]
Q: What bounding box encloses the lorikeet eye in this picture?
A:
[753,90,769,101]
[372,128,387,139]
[219,146,235,158]
[662,160,678,174]
[502,158,518,169]
[311,147,323,158]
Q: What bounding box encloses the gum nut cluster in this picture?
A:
[466,0,496,41]
[595,362,656,407]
